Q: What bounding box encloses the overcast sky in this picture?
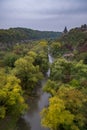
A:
[0,0,87,31]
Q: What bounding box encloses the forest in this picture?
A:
[0,27,61,44]
[0,24,87,130]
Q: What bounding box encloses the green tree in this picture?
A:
[13,55,43,93]
[31,43,49,74]
[83,55,87,64]
[43,79,59,96]
[35,51,49,74]
[50,41,61,57]
[4,53,18,67]
[50,58,74,82]
[50,58,87,85]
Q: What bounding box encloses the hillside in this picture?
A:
[50,24,87,61]
[60,24,87,51]
[0,27,61,43]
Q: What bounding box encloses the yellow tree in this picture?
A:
[0,70,27,119]
[41,96,75,130]
[41,86,87,130]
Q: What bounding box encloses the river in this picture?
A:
[0,54,53,130]
[16,54,53,130]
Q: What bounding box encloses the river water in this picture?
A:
[17,79,50,130]
[16,54,53,130]
[0,54,53,130]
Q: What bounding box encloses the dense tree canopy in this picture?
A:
[4,53,19,67]
[41,86,87,130]
[0,69,27,119]
[50,58,87,85]
[13,52,43,93]
[41,49,87,130]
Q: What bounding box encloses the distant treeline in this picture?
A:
[0,27,61,43]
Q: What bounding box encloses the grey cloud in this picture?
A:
[0,0,87,31]
[37,0,87,16]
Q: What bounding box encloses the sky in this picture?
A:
[0,0,87,31]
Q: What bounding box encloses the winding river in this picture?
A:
[16,54,53,130]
